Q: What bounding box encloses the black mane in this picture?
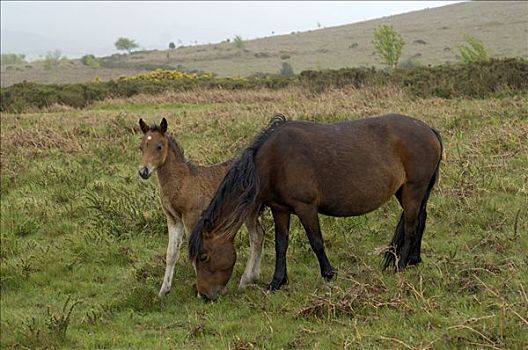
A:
[189,114,287,260]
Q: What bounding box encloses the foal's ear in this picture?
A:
[160,118,168,134]
[139,118,149,134]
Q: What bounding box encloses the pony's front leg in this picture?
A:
[159,218,184,298]
[268,209,290,291]
[239,213,265,288]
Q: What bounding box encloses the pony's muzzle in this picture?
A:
[138,166,152,180]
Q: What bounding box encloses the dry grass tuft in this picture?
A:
[297,279,410,320]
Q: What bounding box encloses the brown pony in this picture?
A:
[189,114,443,300]
[138,118,264,298]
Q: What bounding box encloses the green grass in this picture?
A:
[1,87,527,349]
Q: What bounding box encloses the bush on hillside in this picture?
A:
[457,35,490,64]
[278,62,295,77]
[1,59,526,113]
[80,54,100,68]
[1,53,27,65]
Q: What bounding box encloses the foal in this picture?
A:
[138,118,264,297]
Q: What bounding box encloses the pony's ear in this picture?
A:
[160,118,168,134]
[139,118,149,134]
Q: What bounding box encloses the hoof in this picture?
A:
[158,285,171,298]
[267,276,288,291]
[322,269,335,281]
[239,274,258,289]
[407,256,422,266]
[397,260,408,272]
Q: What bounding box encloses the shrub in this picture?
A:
[80,54,100,68]
[398,57,422,70]
[279,62,294,77]
[233,35,244,49]
[1,53,27,65]
[42,50,65,70]
[1,59,526,113]
[457,35,490,63]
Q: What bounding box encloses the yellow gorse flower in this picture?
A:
[118,69,223,82]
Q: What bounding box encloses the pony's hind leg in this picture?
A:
[159,217,184,298]
[408,201,427,265]
[239,212,265,288]
[295,204,334,280]
[269,209,291,291]
[397,184,428,271]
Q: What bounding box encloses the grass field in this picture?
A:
[1,1,527,86]
[1,86,527,349]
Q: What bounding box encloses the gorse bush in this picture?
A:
[1,59,527,113]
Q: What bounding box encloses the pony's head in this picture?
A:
[190,218,238,301]
[138,118,170,180]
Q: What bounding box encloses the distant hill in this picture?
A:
[1,1,527,87]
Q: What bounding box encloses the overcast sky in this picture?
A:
[1,1,460,59]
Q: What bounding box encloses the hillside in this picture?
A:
[1,1,527,86]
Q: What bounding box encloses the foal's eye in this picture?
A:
[199,253,209,264]
[156,144,163,151]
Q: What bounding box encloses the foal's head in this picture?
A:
[138,118,170,180]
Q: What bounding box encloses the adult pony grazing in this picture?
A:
[138,118,265,298]
[189,113,443,300]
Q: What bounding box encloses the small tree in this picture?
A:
[169,42,176,50]
[43,49,64,70]
[114,37,139,53]
[457,35,489,63]
[278,62,294,77]
[233,35,244,49]
[372,25,405,69]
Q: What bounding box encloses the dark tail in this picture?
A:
[382,128,443,270]
[189,114,287,260]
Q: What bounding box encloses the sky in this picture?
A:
[1,1,461,59]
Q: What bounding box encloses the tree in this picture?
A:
[457,35,489,63]
[42,49,64,70]
[169,42,176,50]
[233,35,244,49]
[1,53,26,65]
[372,25,405,69]
[114,37,139,53]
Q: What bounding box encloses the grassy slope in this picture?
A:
[1,1,527,86]
[1,87,528,349]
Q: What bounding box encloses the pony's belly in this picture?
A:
[318,196,390,217]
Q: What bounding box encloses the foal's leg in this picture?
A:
[295,204,334,280]
[239,211,265,288]
[269,209,291,291]
[159,216,184,297]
